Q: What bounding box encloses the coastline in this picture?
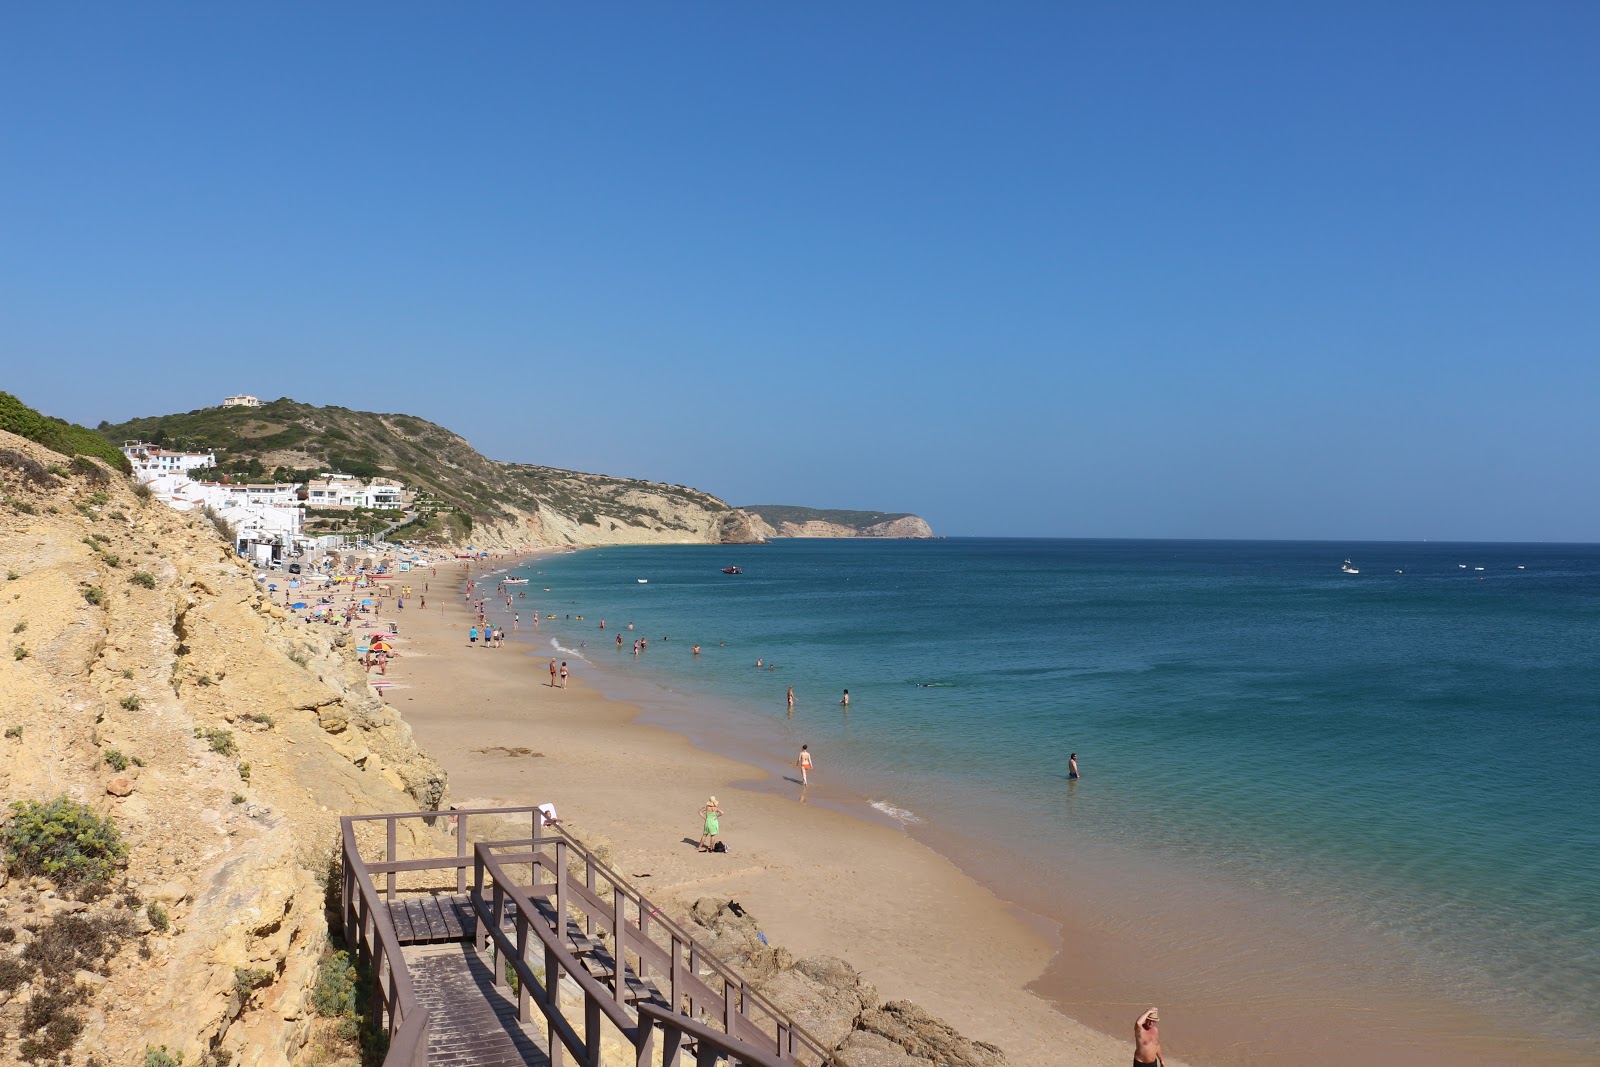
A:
[377,554,1161,1067]
[369,547,1593,1067]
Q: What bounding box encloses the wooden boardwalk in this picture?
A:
[342,807,817,1067]
[407,942,549,1067]
[387,893,477,944]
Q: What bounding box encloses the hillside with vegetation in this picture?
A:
[98,398,762,547]
[1,391,130,473]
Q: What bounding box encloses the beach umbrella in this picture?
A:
[361,599,373,605]
[290,601,308,610]
[370,640,393,652]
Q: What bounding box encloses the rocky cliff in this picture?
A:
[0,429,448,1067]
[740,506,934,539]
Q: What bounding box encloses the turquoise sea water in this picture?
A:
[497,538,1600,1061]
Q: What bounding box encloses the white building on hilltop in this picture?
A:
[122,442,216,480]
[221,395,261,408]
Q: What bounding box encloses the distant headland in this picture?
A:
[738,504,934,539]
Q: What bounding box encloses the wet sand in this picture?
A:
[373,559,1171,1067]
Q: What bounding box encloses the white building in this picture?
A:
[304,474,407,509]
[221,395,261,408]
[215,482,301,507]
[122,442,216,480]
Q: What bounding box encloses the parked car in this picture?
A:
[288,563,302,574]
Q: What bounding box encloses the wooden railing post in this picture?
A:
[724,973,737,1037]
[456,811,468,894]
[670,934,683,1015]
[386,816,397,901]
[516,908,531,1023]
[585,856,597,937]
[635,1015,657,1067]
[545,940,565,1067]
[585,990,602,1065]
[370,929,386,1029]
[613,885,628,1006]
[492,878,505,986]
[556,840,569,943]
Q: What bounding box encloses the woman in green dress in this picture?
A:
[698,796,724,852]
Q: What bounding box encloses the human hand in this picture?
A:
[1134,1008,1161,1065]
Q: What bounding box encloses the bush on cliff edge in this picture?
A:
[3,796,127,885]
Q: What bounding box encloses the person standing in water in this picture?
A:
[786,686,794,710]
[840,689,850,706]
[1068,753,1080,779]
[798,744,813,785]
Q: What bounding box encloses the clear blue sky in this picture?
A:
[3,4,1596,540]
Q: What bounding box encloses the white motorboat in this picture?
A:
[637,579,649,584]
[503,578,529,585]
[1341,560,1360,574]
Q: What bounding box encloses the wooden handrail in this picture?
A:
[340,815,427,1067]
[472,843,641,1062]
[638,1002,791,1067]
[342,807,839,1067]
[480,831,836,1064]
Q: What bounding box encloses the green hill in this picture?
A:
[1,392,130,472]
[98,397,739,543]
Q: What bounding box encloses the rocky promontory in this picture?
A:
[740,505,934,540]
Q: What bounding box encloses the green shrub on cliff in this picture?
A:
[2,797,127,885]
[0,392,130,472]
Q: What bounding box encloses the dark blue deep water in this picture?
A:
[507,538,1600,1055]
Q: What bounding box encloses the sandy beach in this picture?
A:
[367,556,1167,1067]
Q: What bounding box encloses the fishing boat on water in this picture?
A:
[721,566,742,574]
[1341,560,1360,574]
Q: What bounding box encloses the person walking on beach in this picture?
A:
[559,661,569,687]
[697,797,724,852]
[1133,1008,1162,1067]
[469,626,478,646]
[548,659,558,686]
[798,744,813,785]
[1068,753,1080,779]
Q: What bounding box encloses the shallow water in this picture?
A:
[495,538,1600,1063]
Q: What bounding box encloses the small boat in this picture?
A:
[1474,567,1484,571]
[1459,564,1467,569]
[721,566,742,575]
[1341,560,1360,574]
[637,579,649,584]
[1517,565,1525,569]
[503,577,529,585]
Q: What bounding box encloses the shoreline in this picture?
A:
[376,553,1158,1067]
[371,549,1588,1067]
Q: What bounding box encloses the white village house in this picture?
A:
[121,442,216,477]
[303,474,407,509]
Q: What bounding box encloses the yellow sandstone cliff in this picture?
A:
[0,429,446,1067]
